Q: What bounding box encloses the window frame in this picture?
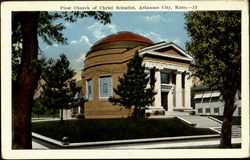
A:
[205,108,211,114]
[99,76,113,99]
[86,79,93,100]
[198,108,203,114]
[161,72,171,84]
[214,107,219,114]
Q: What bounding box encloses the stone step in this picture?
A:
[178,115,222,128]
[165,111,190,116]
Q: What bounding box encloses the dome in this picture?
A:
[94,31,154,46]
[87,32,154,54]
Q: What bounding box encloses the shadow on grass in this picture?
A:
[32,118,217,143]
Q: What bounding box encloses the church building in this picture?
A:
[80,32,193,119]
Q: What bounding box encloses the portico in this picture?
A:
[139,42,193,115]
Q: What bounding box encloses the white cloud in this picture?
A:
[44,46,50,50]
[42,43,58,51]
[75,54,86,63]
[70,40,78,44]
[172,37,182,45]
[79,35,92,46]
[64,22,72,29]
[87,22,118,40]
[70,35,92,46]
[135,30,168,43]
[53,44,58,47]
[143,15,166,23]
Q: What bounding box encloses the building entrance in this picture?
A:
[161,92,168,111]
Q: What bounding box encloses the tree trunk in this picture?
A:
[13,12,40,149]
[133,106,139,119]
[128,107,131,118]
[60,109,63,122]
[219,91,237,148]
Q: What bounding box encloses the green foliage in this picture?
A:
[11,11,112,81]
[185,11,241,96]
[12,43,22,81]
[109,52,156,118]
[32,98,59,119]
[32,118,216,143]
[185,11,241,148]
[40,54,78,120]
[32,98,46,119]
[12,11,112,46]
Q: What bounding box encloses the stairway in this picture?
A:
[151,114,242,138]
[231,125,241,138]
[210,125,241,138]
[178,115,222,128]
[150,111,190,118]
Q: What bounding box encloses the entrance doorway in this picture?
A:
[161,92,168,111]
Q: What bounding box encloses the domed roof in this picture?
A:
[94,31,154,46]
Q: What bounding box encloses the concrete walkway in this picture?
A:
[32,117,77,122]
[32,137,241,149]
[32,141,49,149]
[97,137,241,149]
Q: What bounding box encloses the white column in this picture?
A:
[78,106,81,114]
[184,73,191,108]
[154,70,162,107]
[168,88,174,111]
[175,71,183,108]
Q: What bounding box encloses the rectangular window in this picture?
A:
[195,98,202,103]
[198,108,203,114]
[87,79,93,100]
[161,72,170,84]
[100,76,112,98]
[205,108,210,113]
[211,97,219,102]
[214,107,219,114]
[202,98,210,103]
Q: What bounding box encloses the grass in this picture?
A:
[32,118,217,143]
[211,116,241,125]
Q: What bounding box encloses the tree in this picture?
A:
[40,54,79,122]
[109,52,156,119]
[12,11,112,149]
[32,98,46,119]
[185,11,241,148]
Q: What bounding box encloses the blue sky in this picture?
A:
[39,12,189,80]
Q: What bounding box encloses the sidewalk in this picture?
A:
[32,141,49,149]
[98,137,241,149]
[32,117,77,122]
[32,137,241,149]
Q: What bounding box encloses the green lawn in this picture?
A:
[32,118,217,143]
[211,116,241,125]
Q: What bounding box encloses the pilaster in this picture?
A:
[154,70,162,107]
[184,73,191,108]
[175,71,183,108]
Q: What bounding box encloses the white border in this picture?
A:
[1,1,249,159]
